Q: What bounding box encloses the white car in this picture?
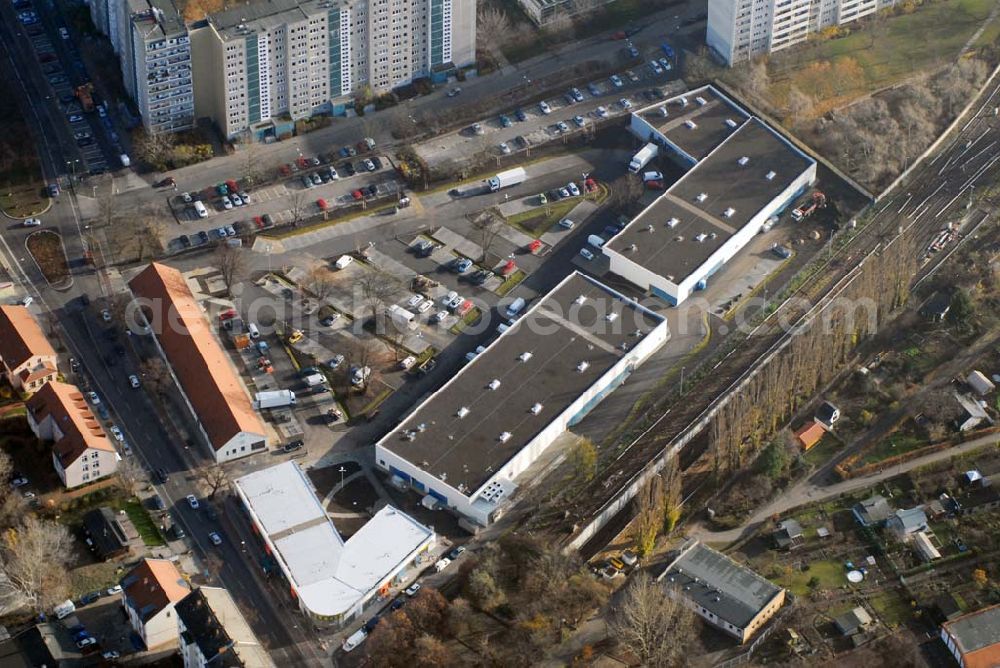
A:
[406,294,425,309]
[539,101,552,115]
[404,583,422,597]
[567,182,580,197]
[558,218,575,229]
[20,296,33,307]
[181,192,193,203]
[417,300,433,313]
[11,477,28,488]
[649,60,664,75]
[109,426,124,442]
[434,558,451,572]
[573,115,585,128]
[221,196,233,210]
[498,142,511,154]
[106,585,122,596]
[609,74,624,88]
[399,356,416,370]
[580,248,595,261]
[238,191,250,204]
[186,495,199,509]
[87,391,100,405]
[442,290,458,306]
[59,27,70,39]
[595,106,609,118]
[364,158,376,172]
[619,98,633,110]
[446,294,464,310]
[208,531,222,546]
[231,193,243,206]
[556,121,569,133]
[128,374,140,388]
[23,218,41,227]
[432,310,449,324]
[101,309,112,322]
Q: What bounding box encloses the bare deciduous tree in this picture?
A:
[302,264,335,301]
[472,212,504,263]
[241,144,262,189]
[0,516,73,610]
[786,86,815,126]
[140,357,173,395]
[214,243,247,297]
[134,130,176,171]
[115,454,145,497]
[662,455,682,533]
[196,464,229,499]
[611,572,694,668]
[476,5,511,63]
[289,189,307,227]
[359,267,401,321]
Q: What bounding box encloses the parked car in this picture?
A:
[186,495,199,509]
[580,248,595,261]
[434,558,451,572]
[208,531,222,546]
[539,101,552,115]
[404,583,422,597]
[558,218,575,229]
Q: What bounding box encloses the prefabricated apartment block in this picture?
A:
[375,272,669,527]
[602,85,816,306]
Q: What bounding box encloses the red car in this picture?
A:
[317,198,329,210]
[584,178,597,193]
[219,308,237,321]
[351,190,363,200]
[225,179,239,193]
[646,180,665,190]
[278,164,292,176]
[296,156,310,169]
[499,259,517,277]
[527,239,542,254]
[253,216,265,229]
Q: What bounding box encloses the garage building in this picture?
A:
[604,85,817,305]
[374,272,669,527]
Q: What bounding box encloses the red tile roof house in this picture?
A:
[129,263,267,463]
[119,558,191,650]
[0,305,58,393]
[26,381,119,488]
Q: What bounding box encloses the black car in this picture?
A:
[603,225,623,237]
[154,467,169,483]
[151,495,166,511]
[415,243,435,258]
[179,234,191,248]
[282,440,304,453]
[342,161,356,176]
[171,523,186,539]
[447,545,466,560]
[362,616,381,634]
[371,156,383,170]
[515,108,527,122]
[197,230,210,244]
[389,597,405,611]
[320,315,337,326]
[80,591,100,605]
[261,213,273,228]
[204,505,218,521]
[366,184,377,197]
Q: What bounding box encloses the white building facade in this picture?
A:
[707,0,898,65]
[191,0,476,140]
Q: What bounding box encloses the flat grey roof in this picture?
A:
[605,117,813,285]
[945,605,1000,654]
[130,0,187,39]
[380,273,664,497]
[638,86,749,161]
[662,542,783,628]
[210,0,333,40]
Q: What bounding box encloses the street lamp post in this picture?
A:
[338,465,346,490]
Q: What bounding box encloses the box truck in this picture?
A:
[629,143,658,173]
[253,389,297,410]
[387,304,418,330]
[487,167,527,192]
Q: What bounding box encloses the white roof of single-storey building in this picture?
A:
[234,462,433,618]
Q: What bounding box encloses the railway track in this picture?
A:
[559,79,1000,546]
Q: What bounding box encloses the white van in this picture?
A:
[334,255,353,270]
[193,201,208,218]
[247,323,260,339]
[342,629,367,653]
[54,599,76,620]
[587,234,606,249]
[505,297,526,319]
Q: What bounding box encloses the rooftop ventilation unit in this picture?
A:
[606,312,618,322]
[574,295,587,305]
[723,207,735,218]
[628,243,638,252]
[633,328,644,337]
[674,236,684,242]
[647,225,655,233]
[519,351,533,362]
[695,233,707,243]
[695,96,707,106]
[488,379,501,390]
[499,432,511,443]
[530,403,543,415]
[725,118,738,128]
[684,119,697,129]
[456,406,470,418]
[619,342,631,351]
[766,170,776,181]
[667,217,679,228]
[696,193,707,202]
[738,156,749,166]
[576,361,590,373]
[666,274,675,281]
[709,232,718,239]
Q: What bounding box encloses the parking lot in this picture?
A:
[415,52,681,170]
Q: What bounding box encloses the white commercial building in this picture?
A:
[233,462,435,624]
[190,0,476,141]
[375,272,669,528]
[603,85,816,306]
[707,0,899,65]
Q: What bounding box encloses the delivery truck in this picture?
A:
[253,389,297,410]
[487,167,527,192]
[629,143,658,173]
[387,304,418,330]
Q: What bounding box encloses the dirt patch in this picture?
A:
[307,460,362,497]
[330,476,380,515]
[26,230,70,285]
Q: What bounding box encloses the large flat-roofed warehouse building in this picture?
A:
[604,85,817,306]
[375,272,669,527]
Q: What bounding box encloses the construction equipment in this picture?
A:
[791,191,827,221]
[75,83,95,112]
